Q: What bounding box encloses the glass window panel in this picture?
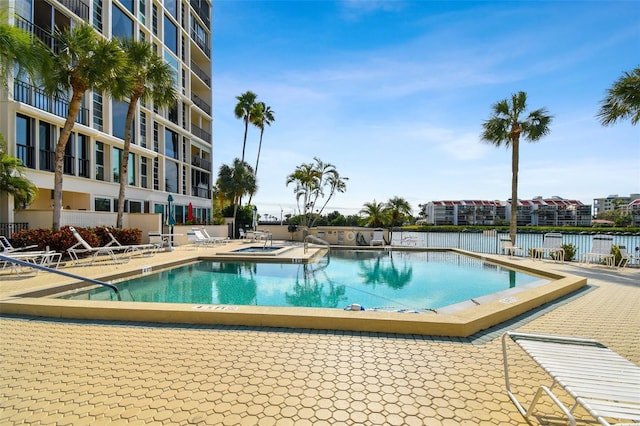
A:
[112,4,133,39]
[163,14,177,54]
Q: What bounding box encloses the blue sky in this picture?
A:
[211,0,640,220]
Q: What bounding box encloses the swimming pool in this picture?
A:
[60,250,548,312]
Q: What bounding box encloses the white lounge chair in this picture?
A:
[199,228,229,245]
[187,229,215,247]
[531,232,564,262]
[0,235,38,253]
[1,250,62,274]
[500,237,522,257]
[370,228,385,246]
[502,331,640,426]
[67,227,132,265]
[617,245,632,268]
[582,234,615,267]
[106,231,159,257]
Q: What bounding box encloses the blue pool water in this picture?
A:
[60,250,548,311]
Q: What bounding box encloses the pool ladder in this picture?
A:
[304,235,331,254]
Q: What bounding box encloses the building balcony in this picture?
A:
[59,0,90,20]
[191,124,211,143]
[191,60,211,87]
[191,94,211,115]
[191,155,211,171]
[14,80,89,126]
[192,185,211,199]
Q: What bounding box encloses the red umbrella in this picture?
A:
[187,203,194,222]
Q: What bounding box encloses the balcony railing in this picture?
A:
[60,0,90,20]
[190,0,211,28]
[191,123,211,143]
[191,155,211,171]
[14,80,89,126]
[192,185,211,199]
[191,94,211,115]
[14,16,58,53]
[190,29,211,57]
[190,60,211,87]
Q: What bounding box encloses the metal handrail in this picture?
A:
[0,254,121,300]
[304,235,330,254]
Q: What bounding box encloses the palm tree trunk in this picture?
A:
[241,117,249,163]
[248,128,264,205]
[116,97,138,228]
[52,90,83,231]
[510,136,519,245]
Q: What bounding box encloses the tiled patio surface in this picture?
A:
[1,246,638,425]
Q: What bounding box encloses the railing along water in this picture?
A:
[0,254,121,300]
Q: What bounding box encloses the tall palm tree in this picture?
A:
[385,196,412,243]
[597,66,640,126]
[234,90,258,163]
[114,39,177,228]
[0,136,36,208]
[360,200,387,228]
[216,158,256,237]
[0,9,44,85]
[247,101,275,204]
[481,91,552,245]
[39,23,127,231]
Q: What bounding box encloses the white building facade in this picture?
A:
[1,0,213,226]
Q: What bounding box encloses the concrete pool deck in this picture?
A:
[1,243,639,424]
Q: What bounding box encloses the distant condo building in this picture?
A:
[1,0,213,225]
[593,194,640,216]
[425,197,593,227]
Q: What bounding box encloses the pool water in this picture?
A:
[60,250,548,312]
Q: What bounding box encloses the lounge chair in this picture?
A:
[531,232,564,262]
[67,226,132,265]
[199,228,229,245]
[1,250,62,274]
[370,228,385,246]
[502,331,640,426]
[106,230,159,257]
[500,237,522,257]
[187,229,215,247]
[617,245,632,268]
[0,235,37,253]
[582,234,615,267]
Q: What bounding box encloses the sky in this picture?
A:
[211,0,640,220]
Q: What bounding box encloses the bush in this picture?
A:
[550,243,577,262]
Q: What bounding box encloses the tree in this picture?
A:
[39,23,127,231]
[0,136,36,209]
[360,200,387,228]
[247,101,275,204]
[286,157,348,228]
[114,39,177,228]
[597,66,640,126]
[234,90,258,163]
[0,9,45,85]
[216,158,256,237]
[385,196,412,242]
[481,91,552,245]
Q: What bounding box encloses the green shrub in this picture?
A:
[550,243,577,262]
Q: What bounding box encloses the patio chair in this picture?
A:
[502,331,640,426]
[582,234,615,267]
[617,245,632,268]
[199,228,229,245]
[370,228,385,246]
[0,235,37,253]
[187,229,215,247]
[105,230,159,257]
[1,250,62,275]
[531,233,564,262]
[67,226,133,265]
[500,237,522,257]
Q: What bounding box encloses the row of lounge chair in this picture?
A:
[501,233,633,267]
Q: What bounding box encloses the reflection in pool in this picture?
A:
[60,250,547,311]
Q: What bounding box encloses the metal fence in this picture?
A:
[391,231,640,260]
[0,223,29,238]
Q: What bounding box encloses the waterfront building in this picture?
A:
[0,0,213,227]
[593,194,640,216]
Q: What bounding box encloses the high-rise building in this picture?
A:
[0,0,213,226]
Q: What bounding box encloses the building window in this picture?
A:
[120,0,134,14]
[165,0,177,18]
[112,147,121,183]
[63,132,75,175]
[128,152,135,186]
[39,122,55,172]
[165,160,178,193]
[93,92,103,131]
[93,0,103,32]
[153,121,159,152]
[163,52,179,88]
[165,128,178,159]
[141,157,148,188]
[95,197,111,211]
[15,114,34,169]
[153,157,159,190]
[78,134,89,178]
[129,200,142,213]
[152,4,158,36]
[164,14,177,54]
[112,100,132,141]
[112,4,133,39]
[139,111,147,148]
[96,141,105,181]
[138,0,145,25]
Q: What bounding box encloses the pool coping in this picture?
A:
[0,248,587,337]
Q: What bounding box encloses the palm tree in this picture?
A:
[114,39,177,228]
[247,101,275,204]
[39,23,127,231]
[481,91,552,245]
[286,157,348,228]
[234,90,258,163]
[385,196,412,243]
[597,66,640,126]
[0,9,44,85]
[0,136,36,208]
[216,158,256,237]
[360,200,387,228]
